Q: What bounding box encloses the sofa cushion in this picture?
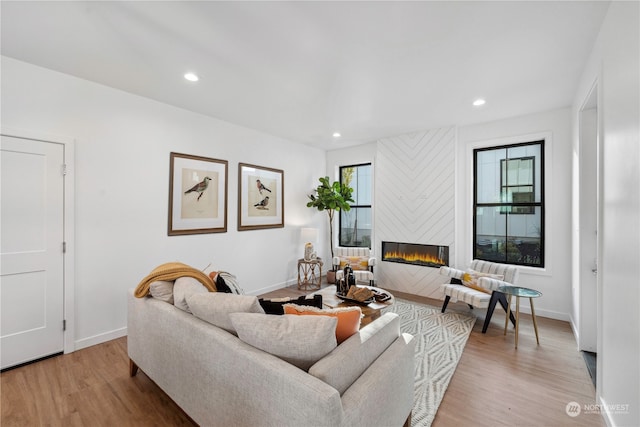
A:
[174,277,209,312]
[461,269,504,294]
[283,304,361,344]
[259,294,323,315]
[149,280,174,304]
[187,293,265,334]
[230,312,338,371]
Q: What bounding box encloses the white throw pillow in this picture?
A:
[230,313,338,371]
[173,277,208,312]
[187,293,264,334]
[149,280,174,304]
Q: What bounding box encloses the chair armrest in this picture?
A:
[439,266,465,280]
[368,257,377,267]
[332,256,340,268]
[478,277,513,292]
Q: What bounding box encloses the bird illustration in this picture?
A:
[256,179,272,194]
[254,196,269,208]
[184,176,212,201]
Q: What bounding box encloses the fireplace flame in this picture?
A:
[383,250,446,266]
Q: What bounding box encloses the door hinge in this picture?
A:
[63,242,67,253]
[62,164,67,176]
[63,320,66,331]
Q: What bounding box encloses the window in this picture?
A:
[474,141,544,267]
[500,157,535,214]
[339,163,372,248]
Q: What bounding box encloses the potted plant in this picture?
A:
[307,176,354,284]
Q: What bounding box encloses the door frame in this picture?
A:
[1,126,75,355]
[576,77,603,393]
[577,81,599,353]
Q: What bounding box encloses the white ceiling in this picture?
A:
[1,1,610,150]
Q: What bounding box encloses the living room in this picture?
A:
[1,1,638,426]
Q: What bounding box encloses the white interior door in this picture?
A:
[1,135,65,370]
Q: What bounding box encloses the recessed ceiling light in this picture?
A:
[473,98,486,107]
[332,132,341,138]
[184,72,199,82]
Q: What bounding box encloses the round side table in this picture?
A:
[497,285,542,348]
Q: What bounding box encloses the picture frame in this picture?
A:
[168,152,228,235]
[238,163,284,231]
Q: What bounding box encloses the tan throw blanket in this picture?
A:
[134,262,216,298]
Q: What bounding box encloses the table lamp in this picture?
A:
[301,227,318,260]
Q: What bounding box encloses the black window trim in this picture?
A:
[473,140,545,267]
[499,155,535,215]
[339,162,372,248]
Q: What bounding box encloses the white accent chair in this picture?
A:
[333,247,376,285]
[440,260,518,333]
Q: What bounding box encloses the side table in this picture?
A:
[498,285,542,348]
[297,257,323,290]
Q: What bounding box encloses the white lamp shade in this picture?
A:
[301,227,318,244]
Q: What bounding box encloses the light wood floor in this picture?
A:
[1,284,603,427]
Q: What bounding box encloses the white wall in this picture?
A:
[1,56,327,350]
[328,112,573,321]
[327,110,573,320]
[374,128,456,298]
[572,2,640,425]
[457,108,572,321]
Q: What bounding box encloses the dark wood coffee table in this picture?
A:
[313,285,395,327]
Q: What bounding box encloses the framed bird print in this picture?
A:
[238,163,284,231]
[168,152,228,235]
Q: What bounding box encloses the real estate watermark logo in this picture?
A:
[565,401,581,417]
[566,401,630,417]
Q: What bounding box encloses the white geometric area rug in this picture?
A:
[383,299,476,427]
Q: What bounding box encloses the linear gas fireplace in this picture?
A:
[382,241,449,268]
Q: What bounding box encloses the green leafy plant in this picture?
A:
[307,176,354,259]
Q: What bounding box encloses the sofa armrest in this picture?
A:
[439,265,465,279]
[332,256,340,269]
[368,257,377,267]
[341,333,415,427]
[308,313,400,395]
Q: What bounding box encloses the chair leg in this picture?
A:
[497,293,517,327]
[441,296,451,313]
[482,291,501,333]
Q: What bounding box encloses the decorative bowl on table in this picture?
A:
[335,291,375,305]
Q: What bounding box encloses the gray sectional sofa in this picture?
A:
[127,289,415,427]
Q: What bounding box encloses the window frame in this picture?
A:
[499,156,535,215]
[338,163,372,248]
[473,140,545,267]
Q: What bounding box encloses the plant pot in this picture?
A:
[326,270,336,285]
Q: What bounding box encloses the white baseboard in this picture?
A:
[569,314,581,350]
[74,327,127,351]
[598,396,616,427]
[526,307,570,322]
[248,279,298,296]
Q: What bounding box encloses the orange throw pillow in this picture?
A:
[283,304,362,344]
